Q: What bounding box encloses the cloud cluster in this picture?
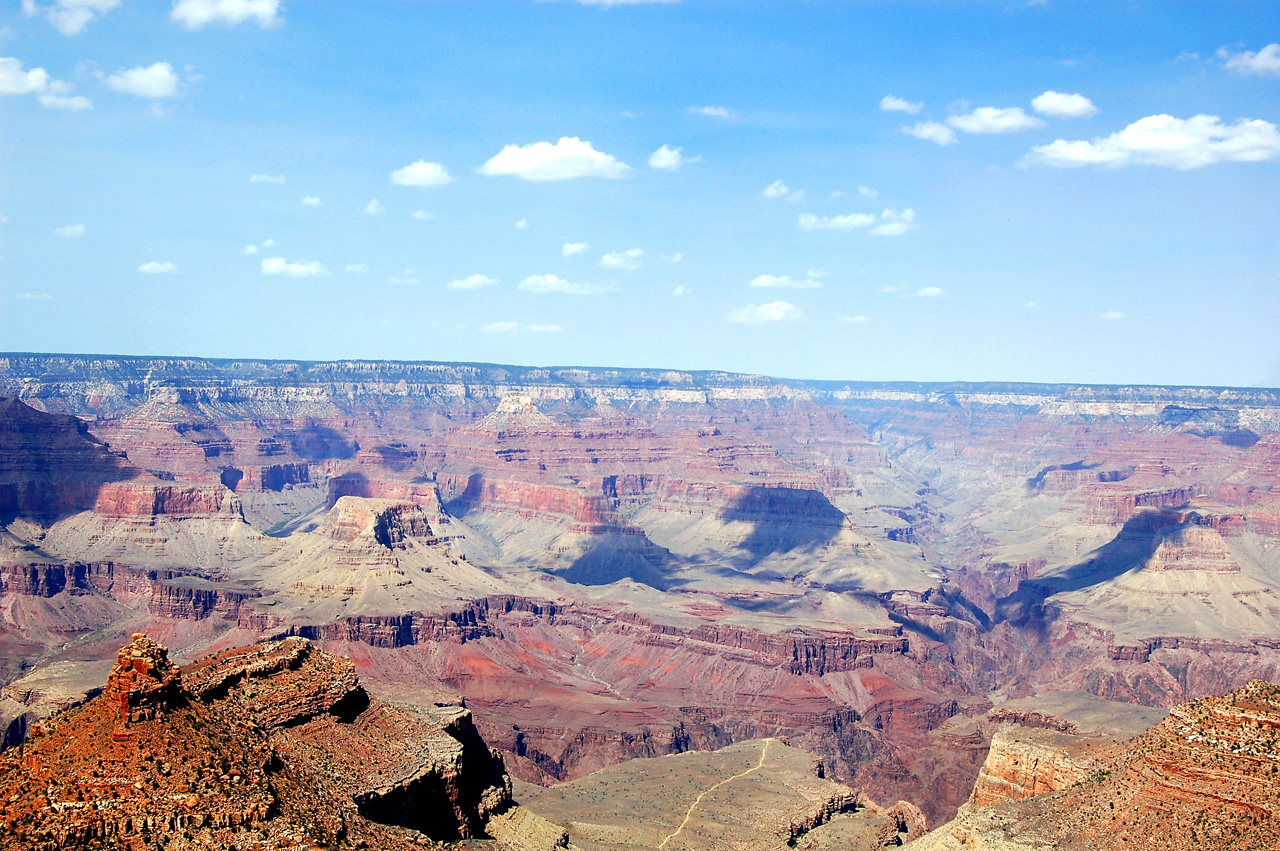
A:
[22,0,119,36]
[479,137,631,181]
[261,257,327,277]
[727,301,803,324]
[105,62,179,98]
[390,160,453,187]
[797,208,915,235]
[1028,114,1280,169]
[170,0,281,30]
[518,274,615,295]
[0,56,91,110]
[947,106,1044,134]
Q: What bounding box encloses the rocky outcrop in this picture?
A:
[0,635,517,849]
[965,727,1103,809]
[92,481,243,519]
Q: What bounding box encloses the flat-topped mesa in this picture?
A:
[104,633,182,724]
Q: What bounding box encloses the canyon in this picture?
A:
[3,354,1280,845]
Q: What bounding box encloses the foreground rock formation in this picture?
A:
[0,634,555,850]
[910,680,1280,850]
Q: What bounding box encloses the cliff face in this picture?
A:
[965,727,1104,809]
[0,634,518,850]
[912,681,1280,851]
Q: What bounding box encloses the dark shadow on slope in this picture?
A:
[283,423,358,461]
[559,542,675,589]
[727,486,846,567]
[994,509,1194,627]
[1026,460,1100,491]
[0,396,142,524]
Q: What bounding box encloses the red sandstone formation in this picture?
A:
[0,634,528,850]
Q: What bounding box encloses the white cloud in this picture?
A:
[54,223,85,239]
[411,210,433,220]
[301,196,322,206]
[481,321,518,333]
[665,252,682,263]
[1024,300,1037,309]
[345,263,368,275]
[672,285,688,297]
[916,286,944,298]
[797,212,876,231]
[947,106,1045,134]
[250,173,285,184]
[839,315,870,323]
[527,324,562,332]
[39,93,90,110]
[263,238,275,247]
[870,208,916,236]
[105,62,180,98]
[762,179,789,198]
[244,244,259,255]
[857,185,878,198]
[447,274,499,290]
[749,274,822,289]
[0,57,49,95]
[1031,90,1097,119]
[880,95,922,113]
[514,218,528,229]
[170,0,281,30]
[518,274,616,295]
[363,199,385,215]
[1027,114,1280,169]
[261,257,327,277]
[727,301,804,324]
[562,242,588,257]
[649,144,698,170]
[388,272,419,285]
[1220,44,1280,76]
[903,121,957,146]
[1101,310,1126,320]
[689,105,733,119]
[23,0,120,36]
[17,292,54,300]
[880,284,908,294]
[599,248,643,271]
[479,136,631,181]
[390,160,453,187]
[807,269,829,279]
[138,261,177,274]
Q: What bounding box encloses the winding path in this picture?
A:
[657,738,775,850]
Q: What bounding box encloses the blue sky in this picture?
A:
[1,0,1279,385]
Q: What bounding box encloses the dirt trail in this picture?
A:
[657,738,775,849]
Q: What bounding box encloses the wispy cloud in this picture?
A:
[250,173,285,184]
[447,274,499,290]
[1101,310,1127,320]
[411,210,433,220]
[518,274,616,295]
[870,209,916,236]
[138,261,177,274]
[562,242,588,257]
[363,199,385,214]
[902,121,956,146]
[688,105,733,119]
[1220,43,1280,76]
[54,223,85,239]
[880,95,922,114]
[16,292,54,300]
[798,209,915,235]
[839,315,870,323]
[301,196,322,206]
[947,106,1044,134]
[479,136,631,181]
[527,324,562,332]
[481,320,518,333]
[749,274,822,289]
[1027,114,1280,169]
[916,286,943,297]
[514,218,528,229]
[345,263,368,275]
[727,300,804,324]
[23,0,120,35]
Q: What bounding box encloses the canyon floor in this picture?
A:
[4,354,1280,845]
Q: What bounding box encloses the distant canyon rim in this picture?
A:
[2,352,1280,842]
